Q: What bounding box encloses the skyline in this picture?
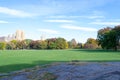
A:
[0,0,120,43]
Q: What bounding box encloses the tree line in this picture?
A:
[0,37,99,50]
[0,38,68,50]
[0,25,119,50]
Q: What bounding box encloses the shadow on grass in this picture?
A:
[69,49,120,53]
[0,60,120,73]
[0,60,66,73]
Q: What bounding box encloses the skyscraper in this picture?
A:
[15,30,25,41]
[0,30,25,42]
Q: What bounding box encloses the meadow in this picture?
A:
[0,49,120,73]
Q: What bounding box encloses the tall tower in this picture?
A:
[21,30,25,40]
[15,30,25,41]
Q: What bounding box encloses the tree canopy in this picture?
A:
[97,26,120,51]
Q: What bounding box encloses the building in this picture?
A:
[0,37,7,42]
[15,30,25,41]
[0,30,25,42]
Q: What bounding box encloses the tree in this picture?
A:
[0,42,6,50]
[68,39,77,48]
[38,41,47,49]
[24,39,33,49]
[6,42,15,50]
[84,38,98,49]
[29,40,47,49]
[10,40,18,49]
[71,39,77,48]
[16,40,27,49]
[46,38,57,49]
[29,40,39,49]
[46,38,68,49]
[56,38,68,49]
[113,25,120,49]
[97,27,112,49]
[97,26,120,51]
[76,43,83,49]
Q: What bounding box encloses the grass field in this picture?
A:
[0,49,120,73]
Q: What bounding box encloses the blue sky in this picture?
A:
[0,0,120,43]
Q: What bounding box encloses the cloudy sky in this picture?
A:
[0,0,120,43]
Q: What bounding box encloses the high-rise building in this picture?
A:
[0,30,25,42]
[15,30,25,41]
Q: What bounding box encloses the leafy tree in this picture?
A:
[10,40,18,49]
[0,42,6,50]
[76,43,83,49]
[84,38,98,49]
[16,40,27,49]
[68,39,77,48]
[46,38,57,49]
[24,39,33,49]
[6,42,15,50]
[71,38,77,48]
[37,41,47,49]
[46,38,68,49]
[97,26,120,50]
[56,38,68,49]
[29,40,39,49]
[97,27,112,49]
[113,26,120,49]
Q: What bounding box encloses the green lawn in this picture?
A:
[0,49,120,73]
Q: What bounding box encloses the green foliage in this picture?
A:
[0,42,6,50]
[76,43,83,49]
[38,41,47,49]
[24,39,33,49]
[113,26,120,48]
[68,39,77,48]
[84,38,98,49]
[10,40,18,49]
[46,38,68,49]
[1,37,68,50]
[97,26,120,50]
[6,42,15,50]
[29,40,47,49]
[56,38,68,49]
[29,40,39,49]
[16,41,27,49]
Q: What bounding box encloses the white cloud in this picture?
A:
[90,21,120,25]
[87,16,104,19]
[61,24,97,32]
[48,15,104,19]
[0,20,9,24]
[68,15,104,19]
[49,16,68,18]
[38,29,59,34]
[44,19,75,23]
[0,7,33,17]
